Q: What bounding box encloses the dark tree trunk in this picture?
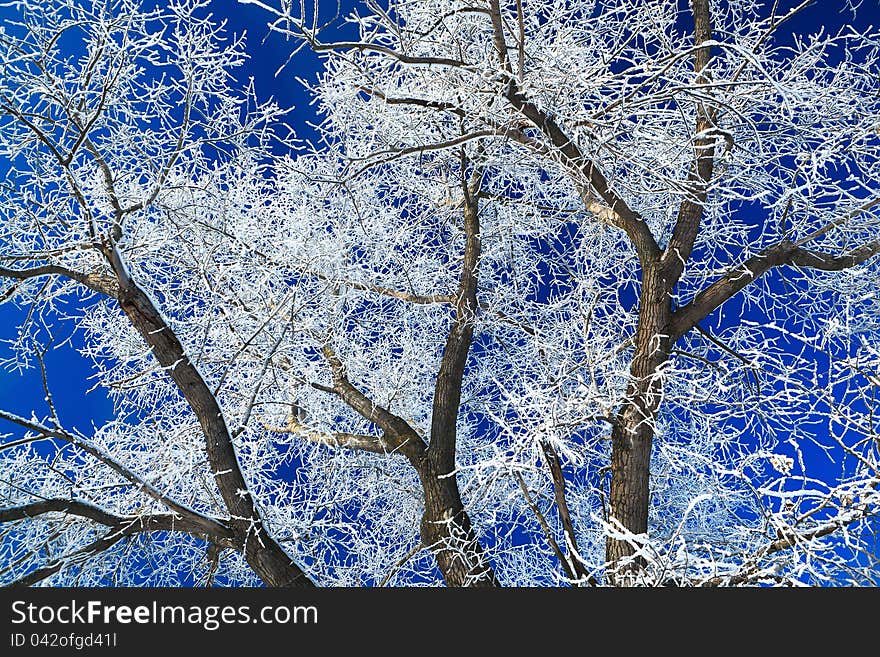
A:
[417,457,498,587]
[604,0,716,585]
[606,265,672,584]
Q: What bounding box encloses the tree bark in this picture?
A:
[605,264,672,583]
[323,341,496,586]
[416,459,497,586]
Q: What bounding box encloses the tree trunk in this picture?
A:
[417,457,498,587]
[606,264,672,585]
[244,538,314,587]
[410,169,498,586]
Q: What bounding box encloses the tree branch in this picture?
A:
[660,0,717,281]
[266,418,409,456]
[0,409,228,538]
[321,345,426,460]
[308,41,472,69]
[701,495,880,587]
[101,243,313,586]
[426,157,482,471]
[514,471,576,582]
[0,499,235,544]
[502,81,660,263]
[5,530,125,588]
[539,440,597,585]
[789,239,880,271]
[488,0,513,74]
[3,507,230,588]
[298,265,454,305]
[671,238,880,342]
[356,85,467,119]
[0,264,118,297]
[0,499,122,527]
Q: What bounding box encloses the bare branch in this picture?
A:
[502,80,661,263]
[789,240,880,271]
[540,440,597,585]
[101,244,313,586]
[266,417,408,456]
[671,237,880,342]
[0,499,123,527]
[0,410,232,540]
[308,41,472,69]
[0,264,118,297]
[514,470,576,582]
[659,0,717,282]
[488,0,513,74]
[425,171,482,470]
[0,499,235,543]
[321,345,426,460]
[702,496,880,587]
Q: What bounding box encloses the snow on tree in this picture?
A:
[1,0,879,586]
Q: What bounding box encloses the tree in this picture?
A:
[1,0,878,587]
